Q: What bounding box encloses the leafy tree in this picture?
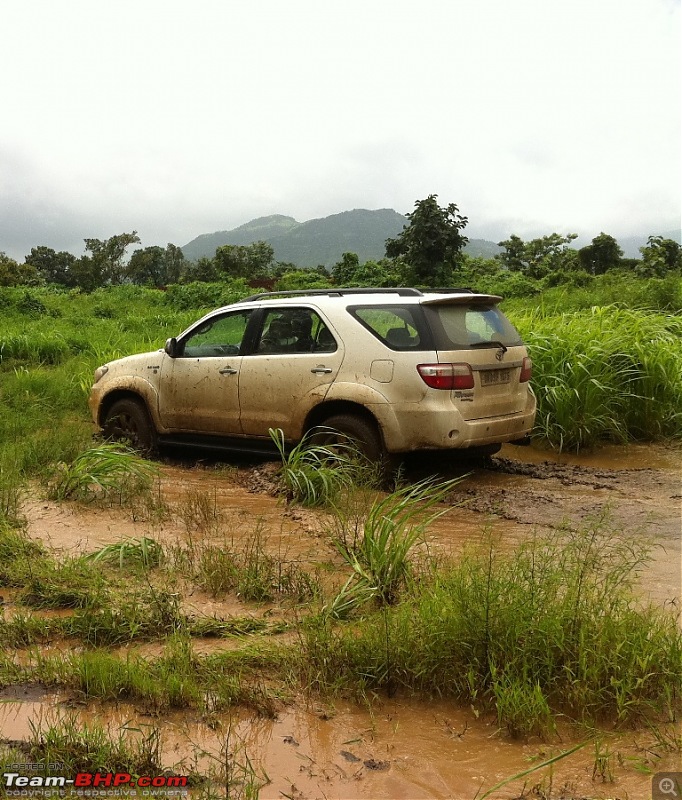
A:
[637,235,682,277]
[385,195,468,286]
[72,231,141,290]
[214,241,274,279]
[496,235,526,272]
[126,243,185,287]
[0,252,38,286]
[331,252,360,285]
[497,233,579,279]
[25,246,76,286]
[184,256,221,283]
[163,243,185,284]
[578,232,623,275]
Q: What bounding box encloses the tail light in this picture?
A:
[520,356,532,383]
[417,363,474,390]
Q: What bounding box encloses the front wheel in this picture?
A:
[102,398,157,455]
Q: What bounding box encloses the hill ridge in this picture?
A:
[181,208,501,265]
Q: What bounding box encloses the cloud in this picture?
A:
[0,0,678,260]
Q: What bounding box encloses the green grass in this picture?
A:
[270,426,365,507]
[47,443,159,503]
[329,478,461,613]
[85,536,163,569]
[304,513,682,734]
[0,714,170,782]
[174,528,320,604]
[511,305,682,450]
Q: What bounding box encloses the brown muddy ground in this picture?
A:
[2,442,680,799]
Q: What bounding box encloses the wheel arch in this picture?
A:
[303,400,383,443]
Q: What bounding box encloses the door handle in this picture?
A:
[218,366,238,375]
[311,366,333,374]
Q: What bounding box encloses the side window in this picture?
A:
[181,311,251,358]
[352,306,422,350]
[256,308,337,355]
[427,305,522,348]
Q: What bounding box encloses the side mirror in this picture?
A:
[164,337,178,357]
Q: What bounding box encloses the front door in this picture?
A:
[157,309,252,434]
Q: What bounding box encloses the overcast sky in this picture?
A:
[1,0,679,260]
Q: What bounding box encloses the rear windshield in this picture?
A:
[424,304,523,350]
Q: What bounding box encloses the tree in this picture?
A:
[75,231,141,289]
[163,243,185,284]
[331,252,360,285]
[185,256,221,283]
[497,233,579,279]
[0,252,38,286]
[385,195,468,286]
[126,243,185,287]
[578,233,623,275]
[25,246,76,286]
[496,235,526,272]
[637,235,682,277]
[214,241,274,279]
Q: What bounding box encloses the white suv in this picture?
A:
[89,288,536,461]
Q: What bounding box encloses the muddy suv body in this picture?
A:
[89,288,536,460]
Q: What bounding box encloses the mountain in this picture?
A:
[181,208,501,267]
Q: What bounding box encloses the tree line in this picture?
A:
[1,195,679,292]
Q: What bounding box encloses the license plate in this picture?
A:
[481,368,511,385]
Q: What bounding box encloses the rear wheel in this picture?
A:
[102,398,157,455]
[312,413,384,462]
[310,413,401,482]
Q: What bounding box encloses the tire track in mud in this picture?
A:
[431,452,680,535]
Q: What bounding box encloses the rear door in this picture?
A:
[422,298,529,420]
[237,306,344,437]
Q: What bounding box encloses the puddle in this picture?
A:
[0,694,679,799]
[9,444,681,796]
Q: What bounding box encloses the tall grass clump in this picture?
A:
[0,715,167,779]
[304,514,682,736]
[85,536,163,570]
[512,306,682,450]
[47,443,158,503]
[328,478,460,614]
[270,427,363,507]
[182,528,319,604]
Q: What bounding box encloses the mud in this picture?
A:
[0,693,680,799]
[5,442,681,798]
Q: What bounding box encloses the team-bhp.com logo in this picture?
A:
[2,771,189,795]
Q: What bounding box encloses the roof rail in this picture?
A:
[238,287,424,302]
[430,287,475,294]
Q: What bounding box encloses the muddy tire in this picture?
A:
[102,398,157,455]
[311,413,401,483]
[312,413,384,463]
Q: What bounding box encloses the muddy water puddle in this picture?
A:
[10,444,681,797]
[0,693,679,799]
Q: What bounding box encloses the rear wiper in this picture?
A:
[470,340,508,353]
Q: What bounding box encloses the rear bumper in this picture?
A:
[373,391,536,453]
